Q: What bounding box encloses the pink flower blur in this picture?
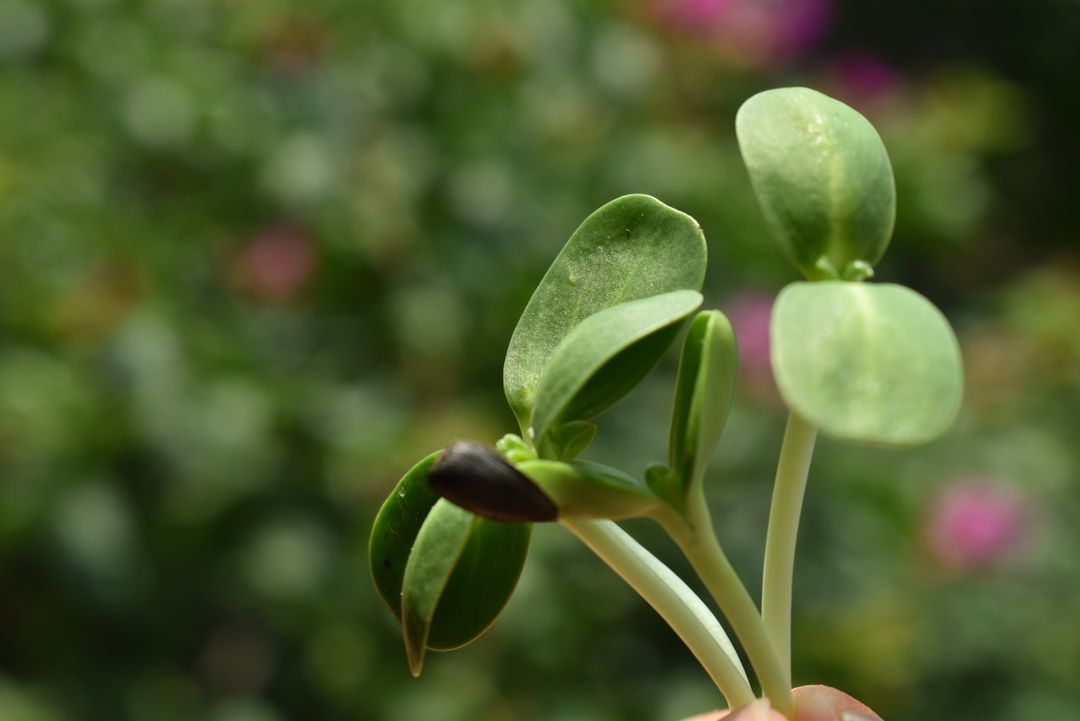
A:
[652,0,832,68]
[819,51,903,115]
[725,290,774,388]
[926,479,1028,571]
[237,225,316,302]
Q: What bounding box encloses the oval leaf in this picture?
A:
[669,310,738,495]
[645,463,681,507]
[369,451,442,622]
[426,515,529,651]
[736,88,896,281]
[771,281,963,446]
[518,459,660,520]
[504,195,707,433]
[402,499,530,675]
[546,420,597,461]
[530,290,703,451]
[428,441,558,523]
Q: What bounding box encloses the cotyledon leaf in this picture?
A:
[530,290,703,453]
[371,452,533,677]
[424,510,530,652]
[544,420,598,461]
[504,195,707,435]
[401,499,531,676]
[736,87,896,281]
[669,310,738,497]
[402,499,472,675]
[771,281,963,446]
[369,451,441,622]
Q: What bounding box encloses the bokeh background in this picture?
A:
[1,0,1079,719]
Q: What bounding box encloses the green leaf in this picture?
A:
[369,451,442,622]
[518,459,660,520]
[504,195,707,434]
[771,281,963,446]
[495,433,537,465]
[645,463,681,506]
[425,515,529,651]
[401,499,472,675]
[401,499,530,676]
[669,311,738,496]
[547,420,598,461]
[531,290,703,451]
[370,453,533,677]
[736,88,896,281]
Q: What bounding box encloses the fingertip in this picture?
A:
[682,698,779,721]
[792,685,882,721]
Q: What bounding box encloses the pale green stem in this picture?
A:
[562,519,756,710]
[657,500,795,720]
[761,412,817,682]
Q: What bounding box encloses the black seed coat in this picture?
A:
[428,441,558,523]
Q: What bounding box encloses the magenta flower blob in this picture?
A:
[726,291,772,369]
[237,225,316,302]
[926,479,1029,571]
[819,50,903,115]
[651,0,833,67]
[724,290,776,401]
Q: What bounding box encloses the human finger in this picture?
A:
[792,685,882,721]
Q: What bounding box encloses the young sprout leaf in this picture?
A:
[428,441,558,523]
[669,310,738,497]
[424,516,529,652]
[645,463,682,507]
[546,420,598,461]
[495,433,537,465]
[736,88,896,281]
[531,290,703,453]
[401,499,530,675]
[504,195,707,435]
[518,459,661,520]
[369,451,442,622]
[771,281,963,446]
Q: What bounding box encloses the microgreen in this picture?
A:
[736,87,896,282]
[771,281,963,446]
[369,87,962,718]
[503,194,707,434]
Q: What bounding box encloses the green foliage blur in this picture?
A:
[1,1,1078,720]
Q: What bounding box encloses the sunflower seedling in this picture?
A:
[369,87,962,719]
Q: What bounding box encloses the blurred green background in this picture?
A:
[1,0,1079,719]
